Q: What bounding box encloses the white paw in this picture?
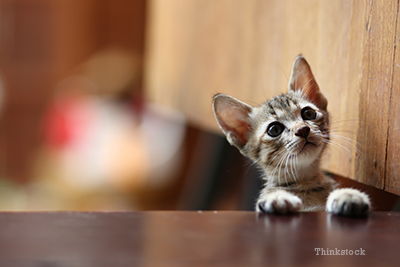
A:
[326,188,370,217]
[256,190,302,214]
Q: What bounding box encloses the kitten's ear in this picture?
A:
[288,55,328,110]
[213,94,253,149]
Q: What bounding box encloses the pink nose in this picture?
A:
[295,126,310,138]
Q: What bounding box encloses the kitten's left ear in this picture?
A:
[213,94,253,149]
[288,55,328,110]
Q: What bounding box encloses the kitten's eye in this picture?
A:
[267,122,285,137]
[301,107,317,120]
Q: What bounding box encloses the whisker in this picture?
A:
[290,154,298,184]
[294,154,299,183]
[322,139,351,154]
[324,128,358,136]
[276,152,286,185]
[321,138,366,162]
[329,118,360,125]
[243,156,263,177]
[268,148,287,165]
[284,152,291,186]
[275,151,290,186]
[321,132,365,156]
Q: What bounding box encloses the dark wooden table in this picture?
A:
[0,211,399,266]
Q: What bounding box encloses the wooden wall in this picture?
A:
[145,0,400,195]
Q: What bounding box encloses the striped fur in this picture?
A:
[213,55,370,216]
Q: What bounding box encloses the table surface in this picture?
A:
[0,211,399,267]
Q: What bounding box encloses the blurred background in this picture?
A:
[0,0,261,211]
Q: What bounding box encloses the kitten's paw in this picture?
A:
[256,190,302,214]
[326,188,370,217]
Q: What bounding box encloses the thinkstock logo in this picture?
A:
[315,248,366,256]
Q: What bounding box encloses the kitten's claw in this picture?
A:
[256,190,302,214]
[326,188,370,217]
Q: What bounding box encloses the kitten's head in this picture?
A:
[213,55,329,171]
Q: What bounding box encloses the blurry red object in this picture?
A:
[42,93,93,149]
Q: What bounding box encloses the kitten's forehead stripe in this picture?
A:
[266,102,276,116]
[266,95,298,121]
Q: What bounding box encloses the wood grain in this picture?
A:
[356,0,398,189]
[385,2,400,195]
[1,211,400,266]
[145,0,400,193]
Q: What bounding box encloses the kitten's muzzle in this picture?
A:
[295,126,310,138]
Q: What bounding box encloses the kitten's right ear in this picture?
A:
[212,94,253,149]
[288,55,327,110]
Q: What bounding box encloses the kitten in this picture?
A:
[212,55,370,216]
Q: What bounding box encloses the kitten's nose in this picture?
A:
[295,126,310,138]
